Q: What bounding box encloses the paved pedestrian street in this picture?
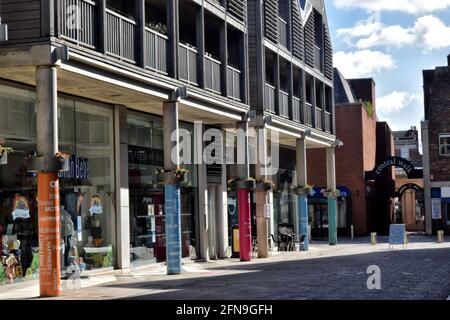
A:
[2,235,450,300]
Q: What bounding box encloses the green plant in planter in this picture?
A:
[146,22,168,35]
[322,188,340,198]
[0,145,13,157]
[256,178,274,190]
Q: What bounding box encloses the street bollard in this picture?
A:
[351,225,354,240]
[371,232,377,245]
[437,230,445,243]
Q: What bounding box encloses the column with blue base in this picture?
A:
[296,138,309,251]
[165,183,182,274]
[326,146,338,246]
[328,196,338,246]
[163,101,182,275]
[297,194,309,250]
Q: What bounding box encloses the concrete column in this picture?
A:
[167,0,179,79]
[326,147,338,245]
[114,105,130,271]
[236,121,252,261]
[36,66,61,297]
[195,123,209,260]
[219,128,229,258]
[255,127,269,258]
[163,102,182,274]
[422,121,432,235]
[296,138,309,250]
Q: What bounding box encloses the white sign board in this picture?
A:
[441,187,450,198]
[432,199,442,220]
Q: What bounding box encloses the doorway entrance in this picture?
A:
[207,184,221,260]
[309,202,329,240]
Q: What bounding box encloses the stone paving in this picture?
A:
[2,235,450,300]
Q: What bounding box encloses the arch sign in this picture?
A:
[371,157,423,179]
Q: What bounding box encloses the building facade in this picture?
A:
[393,127,424,232]
[0,0,337,290]
[422,55,450,235]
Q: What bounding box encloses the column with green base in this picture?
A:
[326,146,338,246]
[328,196,338,246]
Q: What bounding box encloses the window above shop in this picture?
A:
[439,134,450,157]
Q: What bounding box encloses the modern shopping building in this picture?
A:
[422,54,450,235]
[0,0,337,289]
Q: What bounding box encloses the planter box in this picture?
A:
[322,190,341,198]
[255,182,273,192]
[294,187,315,196]
[156,172,185,185]
[236,179,256,190]
[0,153,7,165]
[28,156,69,173]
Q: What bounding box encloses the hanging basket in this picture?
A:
[255,182,273,192]
[236,179,256,190]
[156,172,185,185]
[293,186,315,196]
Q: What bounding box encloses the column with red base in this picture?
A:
[238,187,252,261]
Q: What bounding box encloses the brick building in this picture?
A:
[307,69,395,237]
[422,55,450,235]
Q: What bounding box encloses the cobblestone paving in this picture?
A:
[4,236,450,300]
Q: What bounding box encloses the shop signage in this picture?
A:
[432,199,442,219]
[37,172,62,297]
[389,224,406,246]
[368,157,422,179]
[165,184,182,274]
[11,195,30,220]
[59,156,90,180]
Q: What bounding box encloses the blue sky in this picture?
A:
[325,0,450,132]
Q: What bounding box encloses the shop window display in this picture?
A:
[127,111,196,267]
[0,84,116,286]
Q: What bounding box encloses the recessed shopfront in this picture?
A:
[127,111,198,268]
[0,83,116,286]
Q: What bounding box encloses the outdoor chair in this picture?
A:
[277,223,296,251]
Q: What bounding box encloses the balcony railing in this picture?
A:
[205,54,222,94]
[305,102,313,126]
[106,9,136,63]
[293,97,301,122]
[279,90,289,118]
[278,17,288,48]
[179,43,198,85]
[227,65,242,101]
[144,27,168,74]
[315,107,323,130]
[325,111,332,133]
[314,45,323,73]
[59,0,97,48]
[265,83,276,113]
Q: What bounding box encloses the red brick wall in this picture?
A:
[307,103,377,235]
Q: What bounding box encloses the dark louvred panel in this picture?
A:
[291,0,304,61]
[264,0,278,44]
[227,0,247,23]
[324,24,333,80]
[304,13,315,69]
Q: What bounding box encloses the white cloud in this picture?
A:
[349,15,450,51]
[333,0,450,14]
[377,91,423,114]
[333,50,395,78]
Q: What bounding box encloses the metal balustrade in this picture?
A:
[204,54,222,94]
[106,9,136,63]
[179,43,198,85]
[293,97,301,122]
[227,66,242,101]
[265,83,276,113]
[59,0,97,48]
[325,111,332,133]
[279,90,289,118]
[278,17,288,48]
[305,103,313,126]
[314,45,323,72]
[315,107,323,130]
[144,27,168,74]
